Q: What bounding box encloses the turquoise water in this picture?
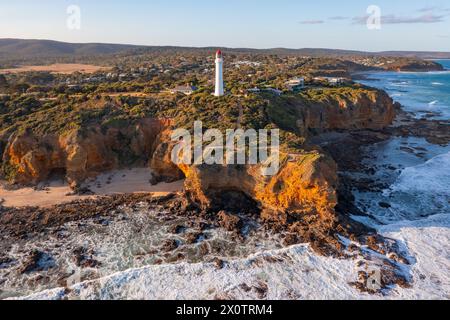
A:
[358,60,450,120]
[352,60,450,227]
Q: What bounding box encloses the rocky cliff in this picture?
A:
[267,87,397,137]
[0,86,396,253]
[2,118,171,187]
[177,152,338,217]
[384,60,444,72]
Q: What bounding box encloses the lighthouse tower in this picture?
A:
[214,50,224,97]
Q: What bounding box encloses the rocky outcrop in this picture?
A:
[1,87,396,253]
[148,127,185,184]
[2,118,171,186]
[293,89,397,136]
[385,60,444,72]
[148,88,396,254]
[150,147,343,254]
[177,152,338,220]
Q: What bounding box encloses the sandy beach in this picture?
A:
[0,168,184,208]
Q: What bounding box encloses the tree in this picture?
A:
[13,83,30,94]
[0,74,8,88]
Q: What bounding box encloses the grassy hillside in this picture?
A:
[0,39,142,60]
[1,39,450,61]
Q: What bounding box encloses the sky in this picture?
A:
[1,0,450,52]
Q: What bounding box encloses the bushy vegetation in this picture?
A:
[0,46,393,175]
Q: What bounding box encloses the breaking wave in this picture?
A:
[391,151,450,195]
[386,152,450,219]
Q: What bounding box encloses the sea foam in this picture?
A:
[392,151,450,195]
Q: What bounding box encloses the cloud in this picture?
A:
[352,13,446,25]
[418,5,450,13]
[299,20,324,24]
[418,6,440,12]
[328,16,349,20]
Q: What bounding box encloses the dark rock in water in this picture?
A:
[72,247,101,268]
[416,152,427,159]
[94,217,110,226]
[253,281,269,299]
[212,258,225,270]
[165,252,186,263]
[198,242,210,256]
[185,232,205,244]
[162,239,179,252]
[379,202,392,209]
[239,283,252,292]
[19,250,55,274]
[400,147,415,154]
[283,233,299,246]
[168,224,186,234]
[149,174,159,186]
[218,211,243,232]
[27,274,51,287]
[0,256,14,269]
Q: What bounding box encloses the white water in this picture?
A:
[9,148,450,299]
[14,235,450,300]
[12,138,450,300]
[392,151,450,195]
[11,140,450,300]
[0,203,285,300]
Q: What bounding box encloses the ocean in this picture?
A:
[358,60,450,120]
[353,60,450,226]
[348,62,450,299]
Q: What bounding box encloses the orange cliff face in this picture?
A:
[0,87,397,241]
[147,88,397,240]
[148,130,338,218]
[290,88,397,136]
[2,118,173,187]
[175,152,338,220]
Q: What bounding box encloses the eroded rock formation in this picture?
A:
[0,87,397,252]
[177,152,337,218]
[2,118,171,187]
[291,88,397,136]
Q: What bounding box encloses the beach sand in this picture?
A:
[0,168,184,208]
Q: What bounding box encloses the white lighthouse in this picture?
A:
[214,50,224,97]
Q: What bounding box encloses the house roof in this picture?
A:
[173,85,197,91]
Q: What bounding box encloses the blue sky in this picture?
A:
[1,0,450,51]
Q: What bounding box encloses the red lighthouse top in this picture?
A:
[216,50,222,58]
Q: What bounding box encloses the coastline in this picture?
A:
[1,67,449,300]
[1,107,448,299]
